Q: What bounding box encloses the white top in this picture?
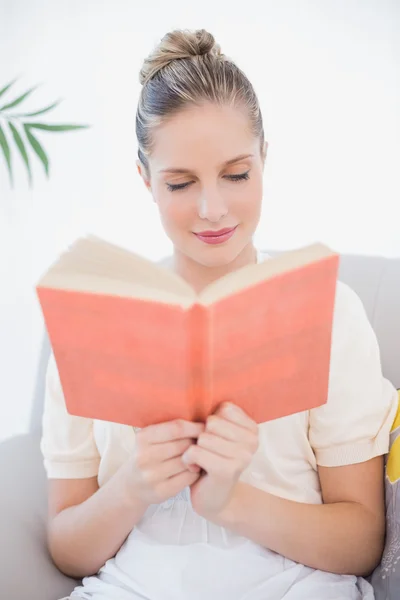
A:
[43,250,398,600]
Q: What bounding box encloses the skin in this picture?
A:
[137,102,267,293]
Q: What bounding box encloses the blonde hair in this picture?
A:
[136,28,265,175]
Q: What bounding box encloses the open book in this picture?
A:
[36,236,340,427]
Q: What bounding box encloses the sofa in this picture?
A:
[0,251,399,600]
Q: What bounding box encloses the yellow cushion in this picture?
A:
[390,390,400,433]
[386,390,400,483]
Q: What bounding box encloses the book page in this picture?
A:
[38,235,196,300]
[198,243,337,305]
[38,271,195,308]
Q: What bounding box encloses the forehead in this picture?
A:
[149,103,257,170]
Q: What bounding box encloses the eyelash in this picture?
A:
[166,170,250,192]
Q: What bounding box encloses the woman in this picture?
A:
[42,29,398,600]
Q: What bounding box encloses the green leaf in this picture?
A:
[13,100,62,118]
[0,78,18,101]
[27,123,90,132]
[8,122,32,187]
[0,123,13,187]
[24,124,49,177]
[0,85,39,112]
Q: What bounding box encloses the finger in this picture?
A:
[158,455,200,480]
[215,402,258,432]
[206,415,258,452]
[182,444,232,476]
[139,419,205,444]
[187,462,201,473]
[157,469,200,498]
[149,438,196,462]
[197,431,238,459]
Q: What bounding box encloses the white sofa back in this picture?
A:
[336,253,400,389]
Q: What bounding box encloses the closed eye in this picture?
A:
[226,171,250,183]
[166,181,192,192]
[166,170,250,192]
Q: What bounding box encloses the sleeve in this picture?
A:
[40,353,101,479]
[309,281,399,468]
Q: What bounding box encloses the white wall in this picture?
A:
[1,0,399,441]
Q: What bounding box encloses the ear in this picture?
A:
[262,142,268,169]
[136,159,152,193]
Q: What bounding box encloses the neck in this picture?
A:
[170,242,258,294]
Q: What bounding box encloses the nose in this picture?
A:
[197,188,228,223]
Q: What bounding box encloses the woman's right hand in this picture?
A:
[120,419,205,509]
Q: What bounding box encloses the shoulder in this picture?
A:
[331,280,372,350]
[333,280,366,319]
[309,278,398,466]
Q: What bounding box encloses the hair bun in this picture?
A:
[139,29,222,86]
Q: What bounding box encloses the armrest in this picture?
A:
[0,433,80,600]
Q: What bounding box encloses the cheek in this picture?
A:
[232,177,263,221]
[156,193,194,234]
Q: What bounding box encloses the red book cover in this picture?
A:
[36,241,339,427]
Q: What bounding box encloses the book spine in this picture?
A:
[189,303,208,422]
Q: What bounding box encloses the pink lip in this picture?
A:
[193,226,238,245]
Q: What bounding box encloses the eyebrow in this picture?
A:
[159,153,255,174]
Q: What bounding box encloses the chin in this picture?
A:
[190,242,245,268]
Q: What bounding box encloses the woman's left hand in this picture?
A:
[182,402,259,520]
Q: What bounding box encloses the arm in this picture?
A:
[42,356,204,579]
[187,283,394,577]
[216,456,385,577]
[47,468,147,579]
[47,419,204,579]
[184,399,388,577]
